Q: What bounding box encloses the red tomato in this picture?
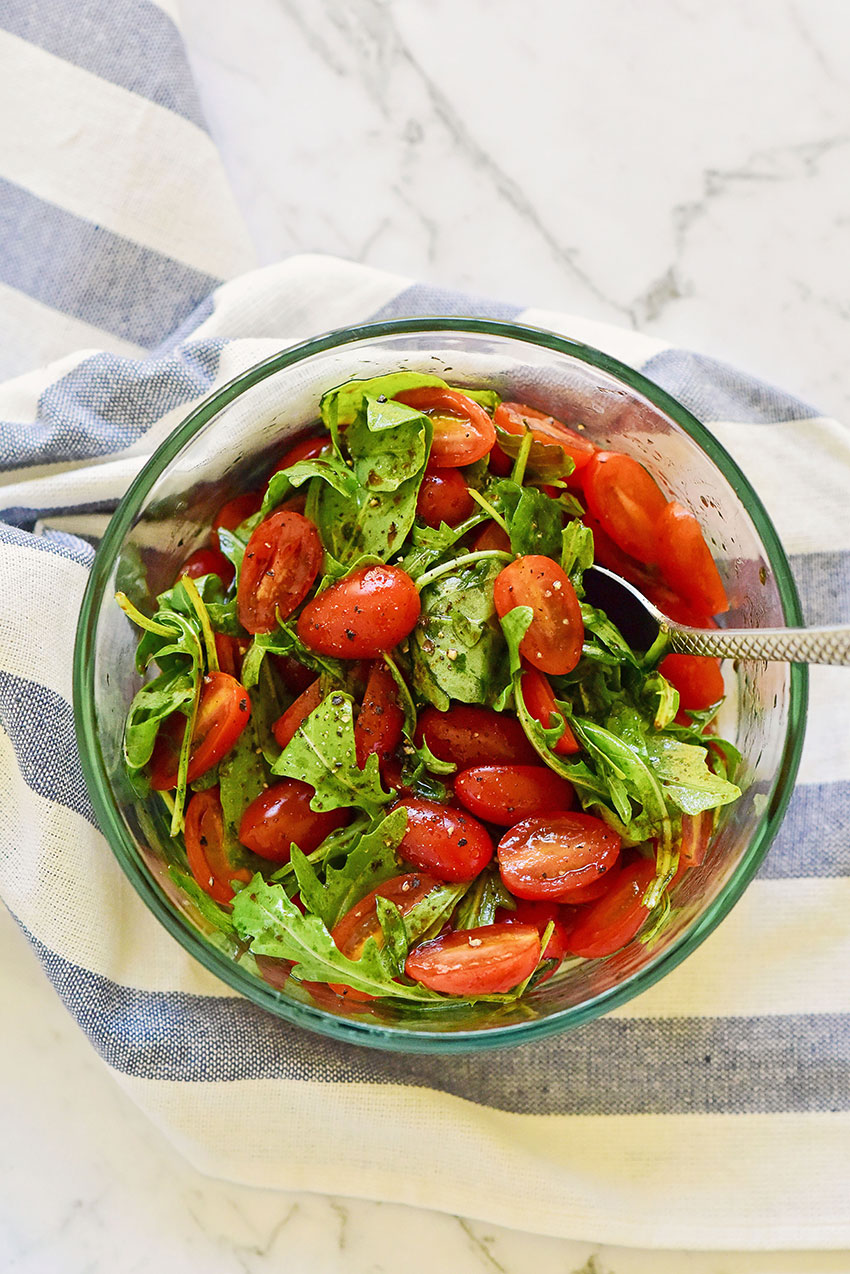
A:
[488,440,514,476]
[214,633,249,679]
[178,546,235,588]
[583,512,659,593]
[184,788,251,904]
[678,809,713,872]
[332,872,443,961]
[471,521,512,553]
[655,501,729,616]
[405,923,541,995]
[272,678,322,750]
[297,565,420,658]
[554,870,617,904]
[416,467,474,527]
[149,672,251,790]
[394,798,494,881]
[238,779,349,863]
[270,653,316,697]
[394,386,496,467]
[520,668,579,755]
[644,581,716,628]
[211,491,263,549]
[355,661,405,768]
[237,510,323,634]
[416,704,538,768]
[270,432,332,476]
[493,555,584,676]
[566,858,656,958]
[496,898,572,964]
[659,652,725,710]
[495,402,596,472]
[453,765,574,826]
[582,451,669,564]
[497,811,621,900]
[380,755,417,798]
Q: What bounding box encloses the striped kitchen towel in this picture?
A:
[1,1,850,1253]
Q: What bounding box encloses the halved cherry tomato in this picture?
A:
[297,564,420,658]
[416,704,538,768]
[471,521,512,553]
[354,661,405,768]
[184,788,251,904]
[583,512,660,593]
[270,432,332,476]
[415,467,474,528]
[582,451,668,564]
[493,555,584,676]
[380,755,417,798]
[179,546,234,588]
[404,923,541,995]
[211,491,263,549]
[394,386,496,467]
[644,581,716,628]
[454,765,574,826]
[332,872,443,961]
[272,678,322,749]
[496,898,572,964]
[237,510,323,634]
[554,870,617,904]
[150,672,251,790]
[238,779,349,863]
[655,501,728,616]
[214,633,250,679]
[678,809,713,872]
[659,651,725,711]
[520,667,579,755]
[495,402,596,472]
[566,858,656,958]
[497,811,621,900]
[270,653,316,697]
[394,798,494,881]
[488,440,514,476]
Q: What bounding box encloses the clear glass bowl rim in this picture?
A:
[73,316,808,1054]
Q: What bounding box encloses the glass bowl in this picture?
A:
[73,319,807,1053]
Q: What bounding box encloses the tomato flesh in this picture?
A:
[582,450,669,565]
[185,788,251,904]
[566,858,656,958]
[212,491,263,549]
[297,564,420,658]
[495,401,596,471]
[238,779,349,863]
[270,432,331,476]
[493,555,584,676]
[405,922,541,995]
[416,466,474,527]
[454,765,574,826]
[394,386,496,467]
[237,510,323,634]
[272,678,322,750]
[394,798,494,881]
[416,704,537,768]
[354,661,405,768]
[660,652,725,711]
[149,671,251,791]
[179,546,234,588]
[497,811,621,900]
[655,500,728,616]
[520,667,579,755]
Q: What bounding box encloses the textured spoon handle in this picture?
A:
[666,623,850,665]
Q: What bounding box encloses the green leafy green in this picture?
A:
[346,396,431,492]
[645,735,741,815]
[493,424,575,482]
[260,453,359,519]
[455,869,516,929]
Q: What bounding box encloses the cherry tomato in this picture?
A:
[394,798,494,881]
[270,432,332,476]
[150,672,251,790]
[454,765,575,826]
[554,869,617,904]
[471,521,512,553]
[214,633,249,679]
[380,755,417,798]
[655,500,729,616]
[416,704,538,768]
[354,661,405,768]
[394,386,496,467]
[416,467,474,528]
[272,678,322,749]
[238,779,349,863]
[496,898,572,964]
[582,451,668,564]
[497,811,621,900]
[678,809,713,871]
[493,555,584,676]
[405,923,541,995]
[237,510,323,634]
[332,872,443,961]
[212,491,263,549]
[178,546,234,588]
[644,581,716,628]
[488,440,514,476]
[270,653,316,697]
[566,858,656,958]
[494,402,596,472]
[184,788,251,904]
[520,668,579,755]
[297,564,420,658]
[583,512,660,593]
[659,652,725,711]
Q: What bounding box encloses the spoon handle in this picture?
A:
[666,623,850,665]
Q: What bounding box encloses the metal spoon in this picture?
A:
[582,565,850,665]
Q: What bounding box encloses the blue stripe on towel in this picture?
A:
[368,283,524,323]
[0,674,96,825]
[641,349,818,424]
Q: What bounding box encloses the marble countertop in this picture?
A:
[5,2,850,1270]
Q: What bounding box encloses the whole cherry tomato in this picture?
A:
[272,679,322,750]
[354,661,405,768]
[659,652,725,710]
[494,401,596,472]
[211,491,263,549]
[582,451,669,564]
[416,467,474,528]
[238,779,349,862]
[184,788,251,904]
[655,501,728,616]
[237,510,323,634]
[493,555,584,675]
[270,653,316,697]
[404,923,541,995]
[497,811,621,900]
[566,858,656,958]
[416,704,538,768]
[297,565,420,658]
[453,765,575,826]
[394,386,496,467]
[520,667,579,755]
[471,521,512,553]
[394,798,494,881]
[269,432,332,476]
[178,545,234,588]
[149,672,251,791]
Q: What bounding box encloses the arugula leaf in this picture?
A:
[580,603,641,666]
[455,869,516,929]
[123,671,194,772]
[561,520,595,585]
[302,806,408,928]
[241,622,345,690]
[271,691,391,818]
[168,867,237,936]
[314,470,426,567]
[260,454,359,519]
[645,735,741,815]
[400,512,487,580]
[217,716,269,867]
[494,424,575,482]
[381,653,418,740]
[375,896,409,975]
[399,881,470,946]
[321,372,498,430]
[346,396,431,492]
